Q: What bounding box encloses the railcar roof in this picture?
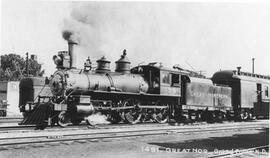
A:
[212,70,270,84]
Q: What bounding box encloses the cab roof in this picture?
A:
[132,64,183,74]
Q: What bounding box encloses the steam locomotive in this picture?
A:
[18,41,269,128]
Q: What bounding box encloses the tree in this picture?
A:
[0,53,45,81]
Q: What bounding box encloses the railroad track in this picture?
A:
[0,117,23,123]
[0,121,268,150]
[0,121,172,133]
[0,120,267,133]
[0,120,268,134]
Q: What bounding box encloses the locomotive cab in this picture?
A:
[131,65,181,96]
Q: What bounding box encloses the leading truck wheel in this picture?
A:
[57,111,70,127]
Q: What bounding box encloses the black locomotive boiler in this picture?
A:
[18,41,268,128]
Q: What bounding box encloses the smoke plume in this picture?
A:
[62,2,185,69]
[62,30,72,41]
[62,2,270,75]
[62,30,81,43]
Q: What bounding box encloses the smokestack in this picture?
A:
[252,58,255,74]
[68,41,78,68]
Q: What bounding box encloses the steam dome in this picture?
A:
[115,50,131,73]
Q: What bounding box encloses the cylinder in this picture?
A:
[76,104,95,116]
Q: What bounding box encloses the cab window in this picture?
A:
[265,86,269,97]
[161,71,170,85]
[171,74,180,87]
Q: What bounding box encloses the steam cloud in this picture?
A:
[62,2,269,75]
[62,2,185,69]
[86,113,110,125]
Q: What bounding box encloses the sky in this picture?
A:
[1,0,270,77]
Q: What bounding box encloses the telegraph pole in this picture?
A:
[252,58,255,74]
[26,52,29,77]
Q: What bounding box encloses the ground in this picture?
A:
[0,125,268,158]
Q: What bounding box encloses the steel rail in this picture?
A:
[0,120,267,131]
[0,121,268,134]
[0,119,267,129]
[0,123,268,148]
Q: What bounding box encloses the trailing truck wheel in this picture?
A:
[240,112,248,120]
[57,111,70,127]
